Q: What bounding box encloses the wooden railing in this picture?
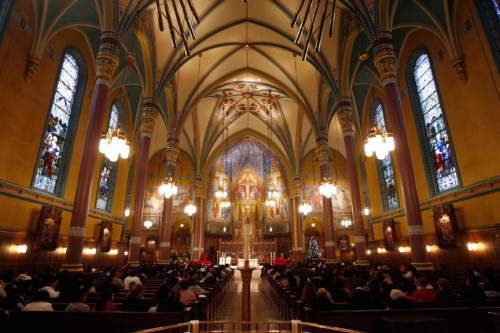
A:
[135,320,364,333]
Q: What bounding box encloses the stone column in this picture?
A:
[157,136,179,264]
[315,135,338,262]
[127,99,159,266]
[192,178,203,260]
[372,32,432,271]
[337,98,368,265]
[64,32,119,271]
[292,178,304,261]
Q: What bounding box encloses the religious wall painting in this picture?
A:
[172,185,190,214]
[338,235,350,252]
[33,206,62,251]
[433,204,459,248]
[265,199,289,222]
[383,219,398,251]
[144,190,164,215]
[207,199,231,223]
[303,186,323,212]
[98,221,112,253]
[331,183,352,211]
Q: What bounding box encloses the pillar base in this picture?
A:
[60,263,83,272]
[412,261,434,271]
[325,258,341,264]
[157,259,170,265]
[127,260,140,267]
[354,259,370,266]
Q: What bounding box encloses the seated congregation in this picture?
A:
[0,264,233,332]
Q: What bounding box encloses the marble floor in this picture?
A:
[219,269,279,321]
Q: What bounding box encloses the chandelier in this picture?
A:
[144,220,153,229]
[184,201,197,216]
[298,200,313,215]
[364,127,395,160]
[99,128,130,162]
[265,197,277,207]
[215,185,228,199]
[340,216,352,228]
[319,177,337,198]
[220,199,231,209]
[158,177,178,198]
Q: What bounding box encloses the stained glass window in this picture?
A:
[412,53,460,193]
[373,103,399,210]
[476,0,500,71]
[0,0,13,43]
[33,53,82,194]
[95,104,121,211]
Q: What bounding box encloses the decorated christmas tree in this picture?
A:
[309,236,321,259]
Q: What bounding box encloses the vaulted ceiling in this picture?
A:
[27,0,466,183]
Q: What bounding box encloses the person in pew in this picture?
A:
[300,280,317,308]
[188,279,208,296]
[407,276,437,302]
[388,288,417,309]
[330,277,350,303]
[124,271,142,291]
[39,276,60,300]
[154,285,184,312]
[201,271,218,284]
[65,288,91,312]
[22,290,53,311]
[350,278,374,307]
[436,278,461,302]
[119,283,152,312]
[95,290,118,312]
[179,280,197,306]
[462,269,485,303]
[312,288,336,311]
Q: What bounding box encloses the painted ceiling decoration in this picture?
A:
[22,0,470,190]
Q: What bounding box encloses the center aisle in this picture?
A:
[219,268,279,321]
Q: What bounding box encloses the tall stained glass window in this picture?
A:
[33,52,84,195]
[96,104,121,211]
[476,0,500,71]
[373,103,399,210]
[410,52,460,193]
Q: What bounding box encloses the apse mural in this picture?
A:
[207,138,288,223]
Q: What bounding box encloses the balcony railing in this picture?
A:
[135,320,364,333]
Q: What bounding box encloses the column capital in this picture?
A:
[372,31,398,85]
[140,98,160,137]
[95,31,120,84]
[336,98,355,136]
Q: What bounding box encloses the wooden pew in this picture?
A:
[4,309,192,333]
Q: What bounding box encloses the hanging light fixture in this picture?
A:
[144,220,153,229]
[155,0,200,56]
[291,0,337,60]
[159,177,178,198]
[319,177,337,198]
[340,216,353,228]
[298,200,313,215]
[99,128,130,162]
[184,200,197,216]
[364,127,395,160]
[363,207,370,216]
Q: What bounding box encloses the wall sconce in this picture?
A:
[144,220,153,229]
[467,242,486,252]
[311,223,316,228]
[363,207,370,216]
[426,244,438,253]
[269,227,273,232]
[398,246,411,253]
[9,244,28,254]
[366,249,372,255]
[109,249,118,255]
[124,251,129,256]
[124,208,130,217]
[376,247,387,254]
[82,247,96,255]
[180,223,184,228]
[223,226,227,232]
[55,247,67,254]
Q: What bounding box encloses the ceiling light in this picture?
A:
[298,200,312,215]
[364,127,395,160]
[319,178,337,198]
[184,201,197,216]
[144,220,153,229]
[159,177,178,198]
[99,128,130,162]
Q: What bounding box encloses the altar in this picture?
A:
[237,258,260,268]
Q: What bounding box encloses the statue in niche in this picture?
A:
[433,204,458,248]
[99,221,112,253]
[308,236,321,259]
[383,219,397,251]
